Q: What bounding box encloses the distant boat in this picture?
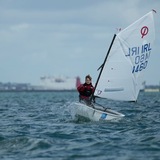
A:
[40,76,81,90]
[72,10,156,121]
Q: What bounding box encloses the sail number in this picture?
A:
[128,43,151,74]
[132,60,148,73]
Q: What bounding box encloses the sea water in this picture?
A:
[0,91,160,160]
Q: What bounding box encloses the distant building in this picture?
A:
[0,82,32,91]
[145,84,160,92]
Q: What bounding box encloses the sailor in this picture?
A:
[77,75,95,105]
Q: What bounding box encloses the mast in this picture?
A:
[91,34,117,100]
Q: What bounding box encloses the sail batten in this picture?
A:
[94,11,155,101]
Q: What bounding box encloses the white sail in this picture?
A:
[94,11,156,101]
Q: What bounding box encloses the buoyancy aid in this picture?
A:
[78,83,94,98]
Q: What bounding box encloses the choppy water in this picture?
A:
[0,91,160,160]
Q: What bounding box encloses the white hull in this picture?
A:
[71,102,125,121]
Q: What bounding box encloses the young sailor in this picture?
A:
[77,75,94,105]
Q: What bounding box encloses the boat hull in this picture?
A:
[71,102,125,121]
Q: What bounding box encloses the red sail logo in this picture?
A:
[141,26,149,38]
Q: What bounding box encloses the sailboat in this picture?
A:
[71,10,156,121]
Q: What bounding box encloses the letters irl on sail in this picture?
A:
[126,43,152,73]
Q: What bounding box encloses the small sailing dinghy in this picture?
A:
[71,10,156,121]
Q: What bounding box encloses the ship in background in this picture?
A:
[39,76,81,90]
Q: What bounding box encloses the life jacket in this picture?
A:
[80,83,94,97]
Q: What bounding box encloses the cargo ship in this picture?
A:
[39,76,81,90]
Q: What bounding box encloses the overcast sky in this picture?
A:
[0,0,159,85]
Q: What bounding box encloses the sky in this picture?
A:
[0,0,160,85]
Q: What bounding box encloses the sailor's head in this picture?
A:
[85,74,92,84]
